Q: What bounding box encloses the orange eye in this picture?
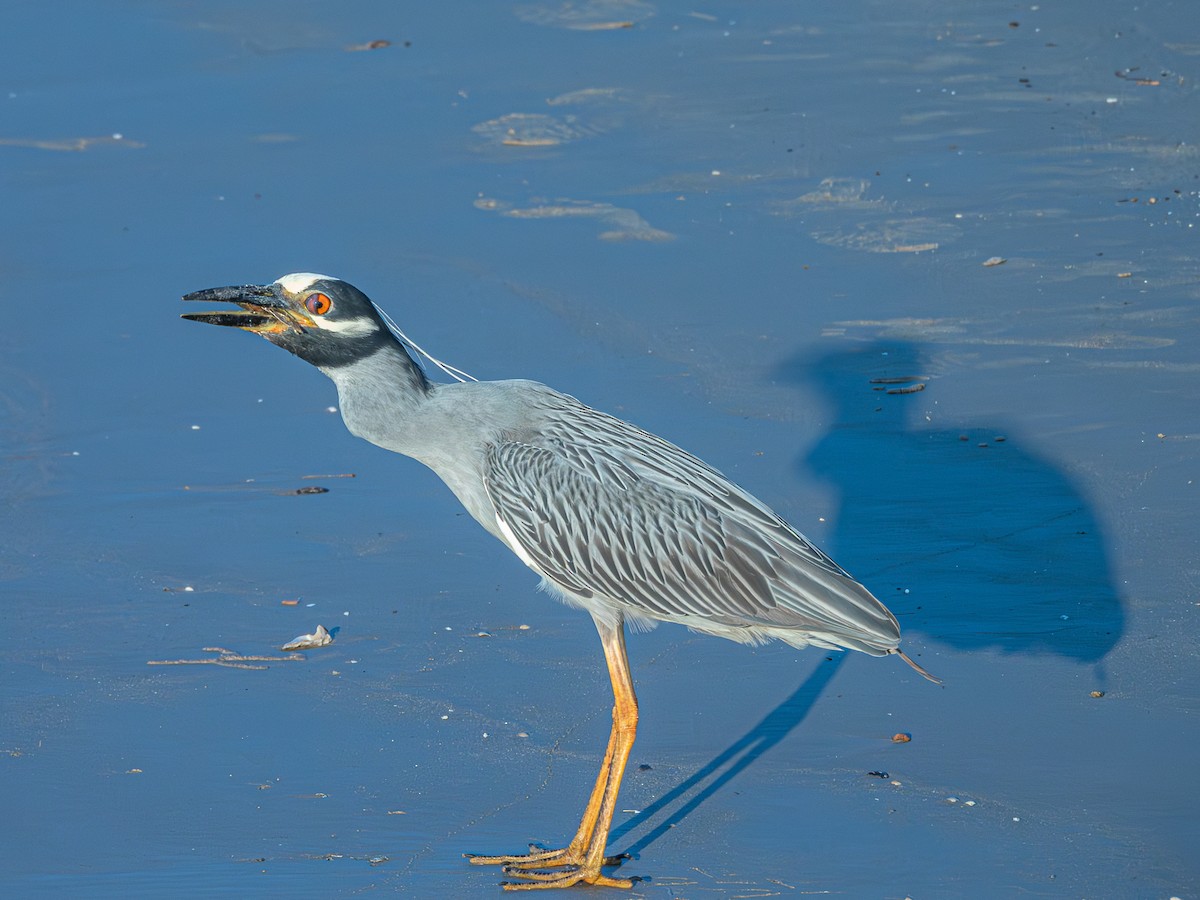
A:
[304,292,332,315]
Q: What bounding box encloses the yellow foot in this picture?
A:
[500,867,633,891]
[465,845,633,891]
[466,844,627,870]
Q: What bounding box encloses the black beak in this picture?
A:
[181,284,310,332]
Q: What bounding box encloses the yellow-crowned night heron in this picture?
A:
[182,273,937,891]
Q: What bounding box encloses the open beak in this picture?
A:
[181,284,314,334]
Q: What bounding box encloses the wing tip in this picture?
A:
[893,648,943,685]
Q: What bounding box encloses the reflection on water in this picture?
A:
[786,341,1124,665]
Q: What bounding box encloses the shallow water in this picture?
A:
[3,1,1198,897]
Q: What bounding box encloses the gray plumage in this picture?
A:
[365,370,899,657]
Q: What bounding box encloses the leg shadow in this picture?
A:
[610,653,845,858]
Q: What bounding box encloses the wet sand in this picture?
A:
[2,2,1197,897]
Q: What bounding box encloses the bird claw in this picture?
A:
[498,866,636,891]
[468,845,632,890]
[468,847,628,870]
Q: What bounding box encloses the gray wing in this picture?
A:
[483,403,900,655]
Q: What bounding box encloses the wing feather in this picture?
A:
[483,398,900,653]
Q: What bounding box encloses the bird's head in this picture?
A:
[182,273,392,369]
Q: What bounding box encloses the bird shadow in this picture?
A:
[606,337,1124,862]
[609,652,845,859]
[787,339,1125,668]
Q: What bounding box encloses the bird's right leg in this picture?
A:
[465,613,635,889]
[465,720,625,868]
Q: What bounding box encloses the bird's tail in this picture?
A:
[893,648,942,685]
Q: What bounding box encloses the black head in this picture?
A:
[182,273,395,369]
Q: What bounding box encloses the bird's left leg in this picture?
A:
[466,614,638,890]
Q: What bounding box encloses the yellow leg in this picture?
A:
[466,614,638,890]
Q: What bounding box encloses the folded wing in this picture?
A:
[483,403,900,655]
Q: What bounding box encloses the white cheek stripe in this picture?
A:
[312,316,377,336]
[275,272,337,293]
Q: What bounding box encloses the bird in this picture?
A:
[182,273,937,891]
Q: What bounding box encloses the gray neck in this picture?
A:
[322,343,435,456]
